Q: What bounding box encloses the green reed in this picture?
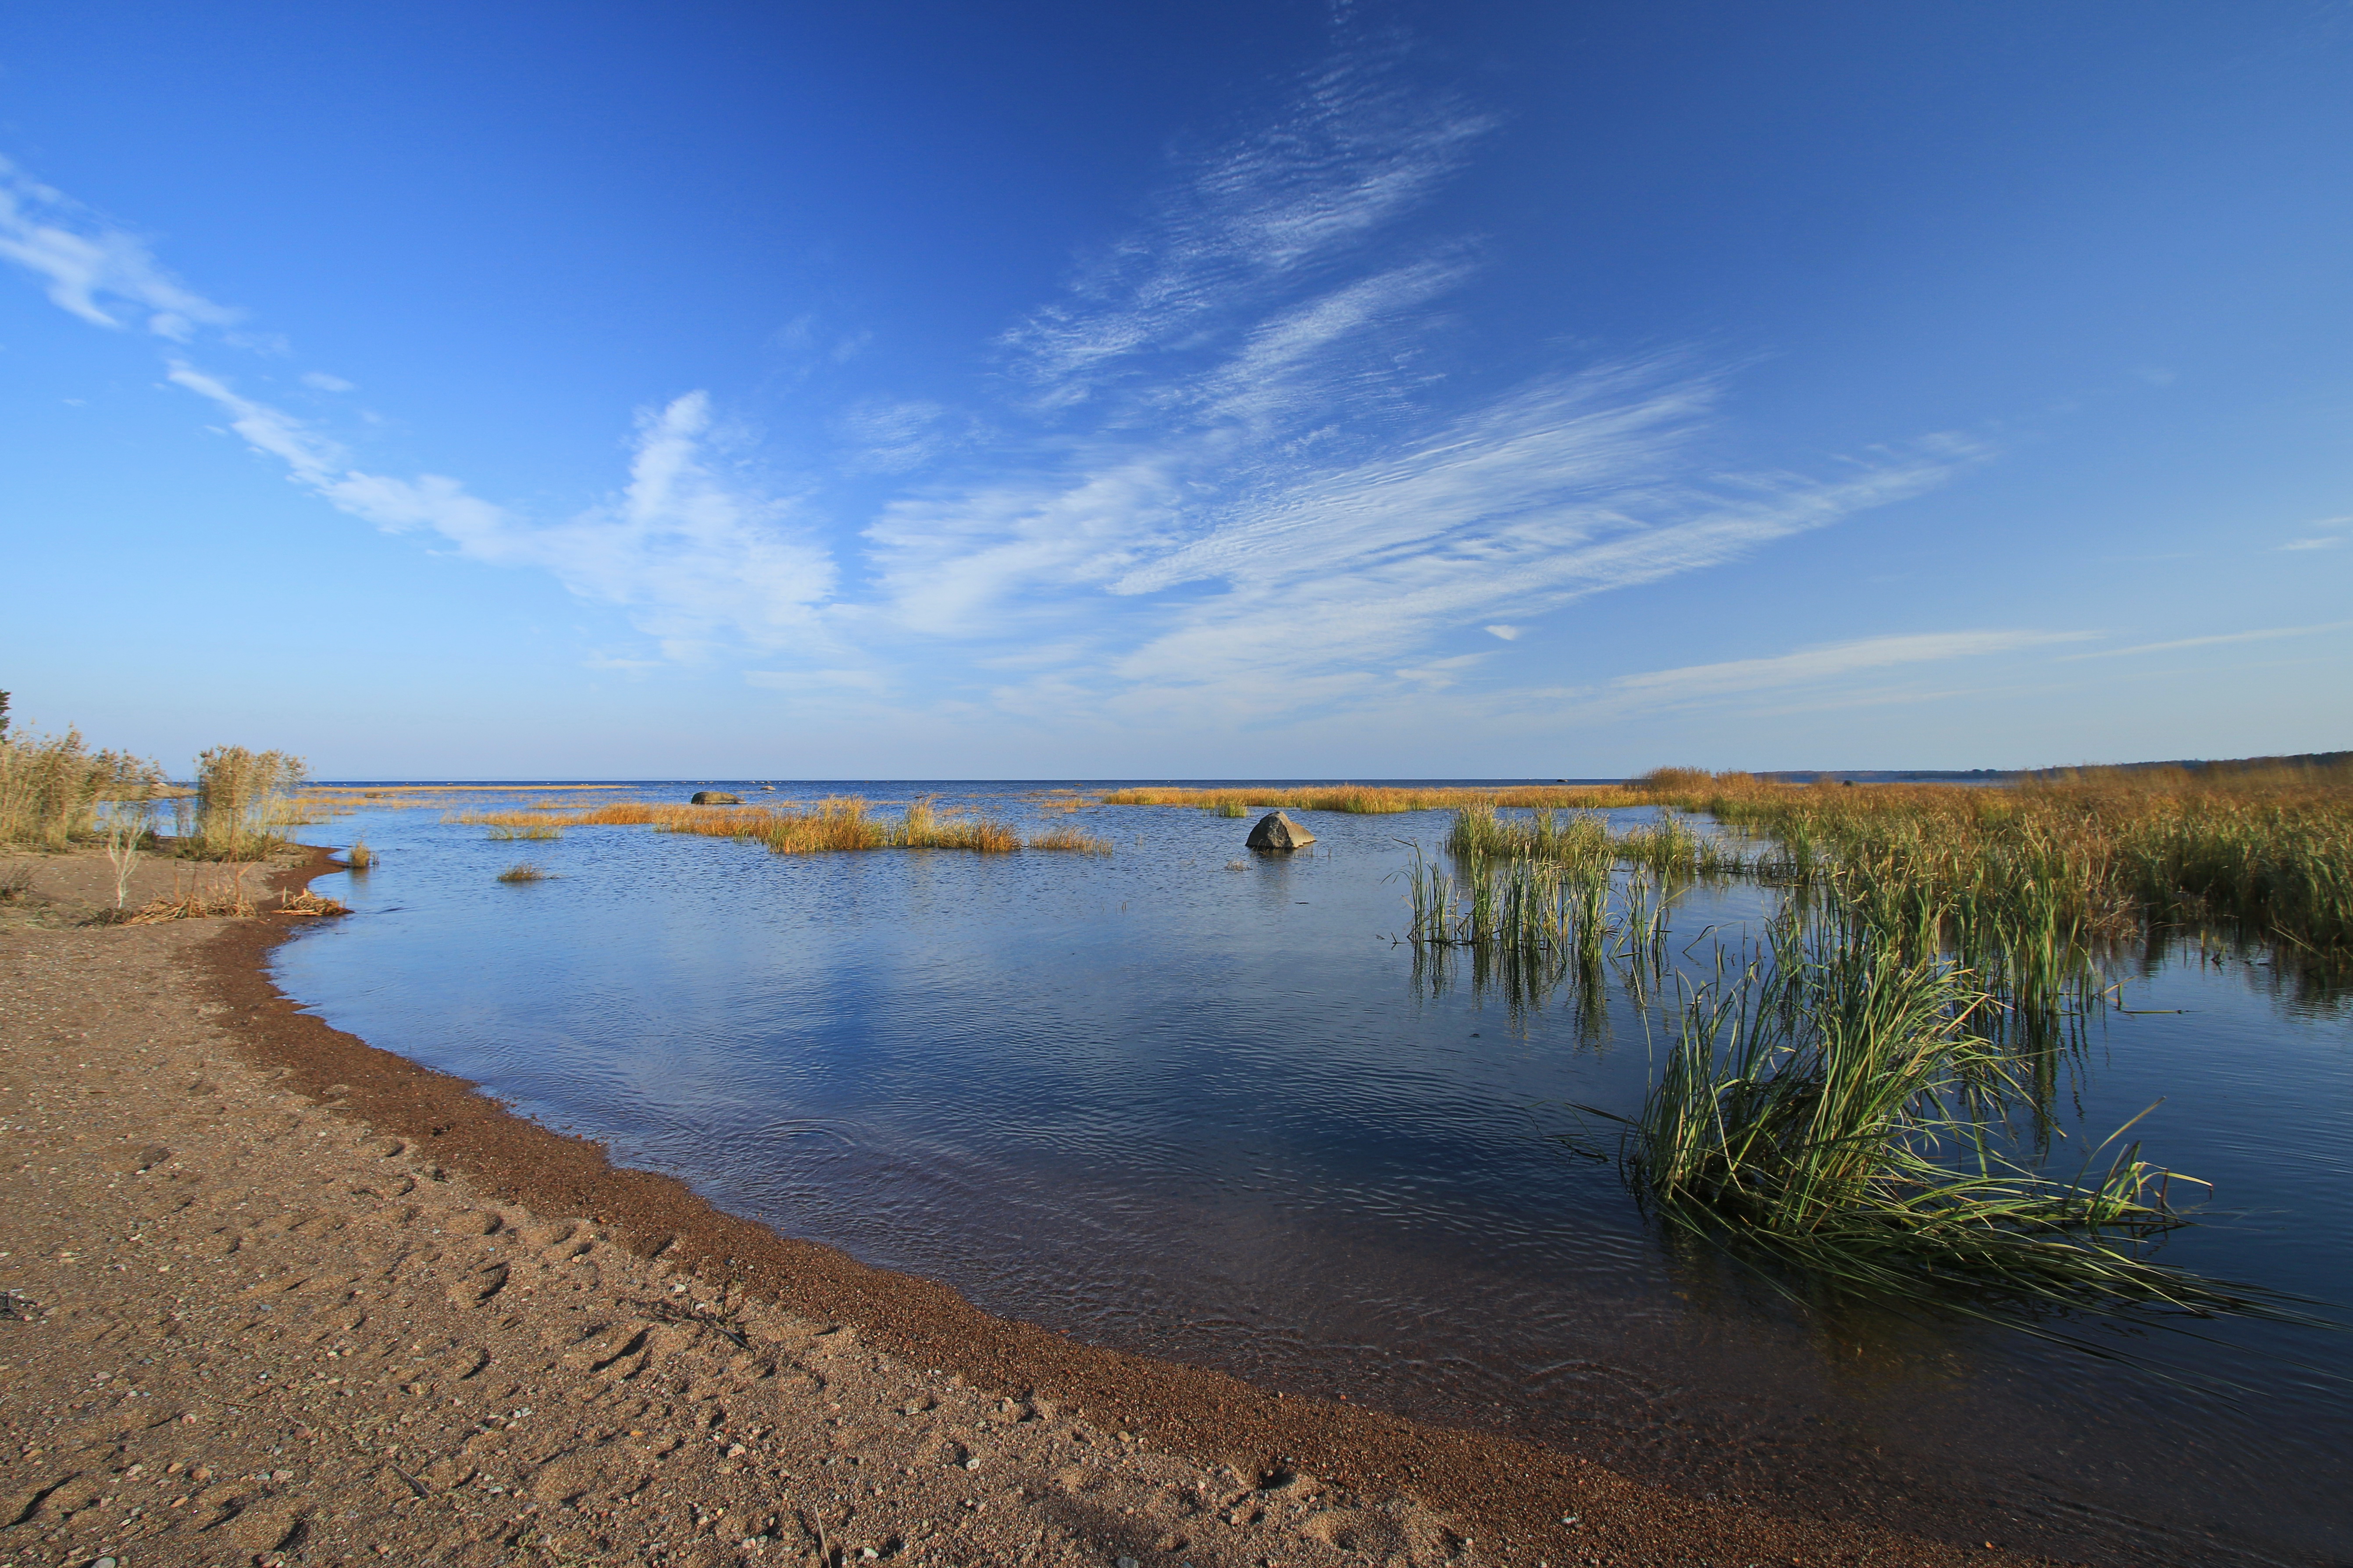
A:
[1587,902,2319,1324]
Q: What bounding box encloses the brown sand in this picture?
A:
[0,845,2057,1568]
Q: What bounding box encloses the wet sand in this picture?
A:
[0,846,2054,1567]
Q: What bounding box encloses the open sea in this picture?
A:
[272,781,2353,1566]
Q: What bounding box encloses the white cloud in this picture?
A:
[302,371,356,392]
[834,399,956,474]
[1394,653,1486,688]
[2278,513,2351,550]
[0,157,239,339]
[168,366,835,656]
[744,667,889,693]
[1484,624,1521,641]
[1616,630,2097,702]
[2057,621,2353,661]
[167,362,345,480]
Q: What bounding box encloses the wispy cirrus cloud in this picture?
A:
[1616,629,2098,703]
[1001,48,1492,408]
[2279,514,2351,551]
[2056,620,2353,661]
[0,157,239,341]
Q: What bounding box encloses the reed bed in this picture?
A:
[1409,772,2346,1324]
[1102,783,1637,814]
[0,725,164,848]
[1642,761,2353,976]
[486,823,564,841]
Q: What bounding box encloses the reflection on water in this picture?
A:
[273,784,2353,1566]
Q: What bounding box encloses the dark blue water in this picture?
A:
[271,783,2353,1566]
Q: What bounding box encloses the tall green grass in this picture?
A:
[1583,905,2316,1325]
[1646,763,2353,976]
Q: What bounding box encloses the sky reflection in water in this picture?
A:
[273,784,2353,1567]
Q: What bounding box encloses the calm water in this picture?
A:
[272,783,2353,1565]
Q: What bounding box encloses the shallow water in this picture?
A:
[273,783,2353,1565]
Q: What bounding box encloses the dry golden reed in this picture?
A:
[1099,783,1637,815]
[466,795,1098,858]
[0,725,164,848]
[1026,823,1113,854]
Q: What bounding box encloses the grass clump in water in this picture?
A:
[497,862,549,883]
[345,839,375,870]
[1027,823,1113,854]
[1589,906,2315,1325]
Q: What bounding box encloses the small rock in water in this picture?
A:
[690,790,743,805]
[1244,811,1315,851]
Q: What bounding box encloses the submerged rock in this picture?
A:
[1246,810,1316,851]
[690,790,743,805]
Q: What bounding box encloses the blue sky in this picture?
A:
[2,2,2348,778]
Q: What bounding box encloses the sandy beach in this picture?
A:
[0,847,2049,1568]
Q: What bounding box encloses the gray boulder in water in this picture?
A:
[1246,810,1316,851]
[690,790,743,805]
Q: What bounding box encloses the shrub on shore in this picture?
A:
[190,746,309,860]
